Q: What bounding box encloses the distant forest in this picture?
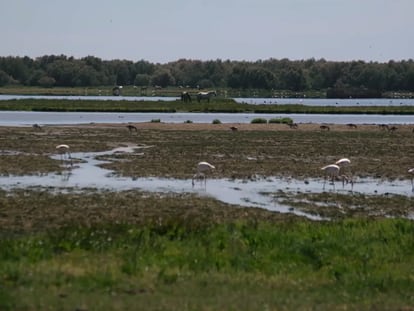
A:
[1,55,414,97]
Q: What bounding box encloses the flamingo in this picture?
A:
[322,162,353,190]
[335,158,353,186]
[192,161,215,186]
[321,164,340,189]
[335,158,351,167]
[408,168,414,191]
[335,158,351,175]
[56,144,72,165]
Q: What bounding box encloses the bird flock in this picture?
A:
[321,158,353,190]
[51,125,414,192]
[192,157,414,192]
[54,142,414,192]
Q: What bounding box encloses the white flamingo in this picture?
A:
[408,168,414,191]
[335,158,351,167]
[56,144,72,165]
[321,164,340,189]
[322,162,353,190]
[336,157,352,177]
[192,161,215,186]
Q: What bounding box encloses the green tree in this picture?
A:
[73,66,99,86]
[151,69,175,87]
[134,74,151,86]
[46,60,80,86]
[0,70,10,86]
[38,76,56,88]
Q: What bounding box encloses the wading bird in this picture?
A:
[320,125,330,131]
[408,168,414,191]
[56,144,72,165]
[335,158,351,173]
[322,163,352,190]
[321,164,340,189]
[126,124,138,132]
[32,123,42,131]
[192,161,215,186]
[335,158,351,166]
[335,158,353,186]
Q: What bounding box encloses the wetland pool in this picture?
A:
[2,94,414,107]
[1,110,414,126]
[0,146,413,220]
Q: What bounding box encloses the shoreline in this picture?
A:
[3,122,412,132]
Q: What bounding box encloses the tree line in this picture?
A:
[1,55,414,97]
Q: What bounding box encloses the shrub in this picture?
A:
[151,119,161,123]
[212,119,221,124]
[184,120,193,123]
[268,117,293,124]
[250,118,268,124]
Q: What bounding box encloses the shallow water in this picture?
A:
[1,94,414,107]
[235,97,414,107]
[1,110,414,126]
[0,94,179,102]
[0,146,413,220]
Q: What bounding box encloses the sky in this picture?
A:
[1,0,413,63]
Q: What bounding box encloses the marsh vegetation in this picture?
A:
[2,97,414,114]
[1,123,414,310]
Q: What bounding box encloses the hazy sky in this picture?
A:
[1,0,413,63]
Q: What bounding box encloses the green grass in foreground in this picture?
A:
[1,218,414,310]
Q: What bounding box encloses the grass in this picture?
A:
[2,98,414,114]
[1,204,414,310]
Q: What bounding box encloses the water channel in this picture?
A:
[1,95,414,126]
[0,110,414,126]
[1,94,414,107]
[1,146,413,220]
